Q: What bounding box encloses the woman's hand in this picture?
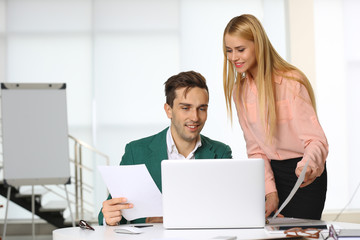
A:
[295,166,317,188]
[265,192,282,218]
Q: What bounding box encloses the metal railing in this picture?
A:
[68,134,110,221]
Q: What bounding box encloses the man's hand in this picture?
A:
[295,166,317,188]
[265,192,281,218]
[145,217,163,223]
[102,197,133,226]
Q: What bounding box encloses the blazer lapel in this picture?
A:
[195,135,216,159]
[147,128,168,191]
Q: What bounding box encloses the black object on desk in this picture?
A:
[133,225,153,228]
[279,224,328,230]
[79,220,95,231]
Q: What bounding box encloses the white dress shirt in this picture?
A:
[166,127,202,160]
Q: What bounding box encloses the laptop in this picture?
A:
[161,158,265,229]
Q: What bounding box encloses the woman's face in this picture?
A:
[224,33,257,77]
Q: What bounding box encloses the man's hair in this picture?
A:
[164,71,209,107]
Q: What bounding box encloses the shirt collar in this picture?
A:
[166,127,202,159]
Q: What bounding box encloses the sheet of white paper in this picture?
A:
[272,160,309,219]
[98,165,163,221]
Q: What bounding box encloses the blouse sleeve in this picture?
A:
[292,83,329,176]
[233,88,277,195]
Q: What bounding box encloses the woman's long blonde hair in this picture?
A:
[223,14,316,140]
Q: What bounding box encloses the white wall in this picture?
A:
[313,0,360,211]
[342,0,360,209]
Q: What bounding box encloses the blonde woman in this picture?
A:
[223,14,328,220]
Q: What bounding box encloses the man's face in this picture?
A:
[165,87,208,145]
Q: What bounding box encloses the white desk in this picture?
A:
[53,222,360,240]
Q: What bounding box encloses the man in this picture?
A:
[98,71,232,225]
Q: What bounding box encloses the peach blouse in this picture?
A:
[233,71,329,195]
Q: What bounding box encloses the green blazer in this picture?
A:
[98,127,232,225]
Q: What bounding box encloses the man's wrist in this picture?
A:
[103,218,120,226]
